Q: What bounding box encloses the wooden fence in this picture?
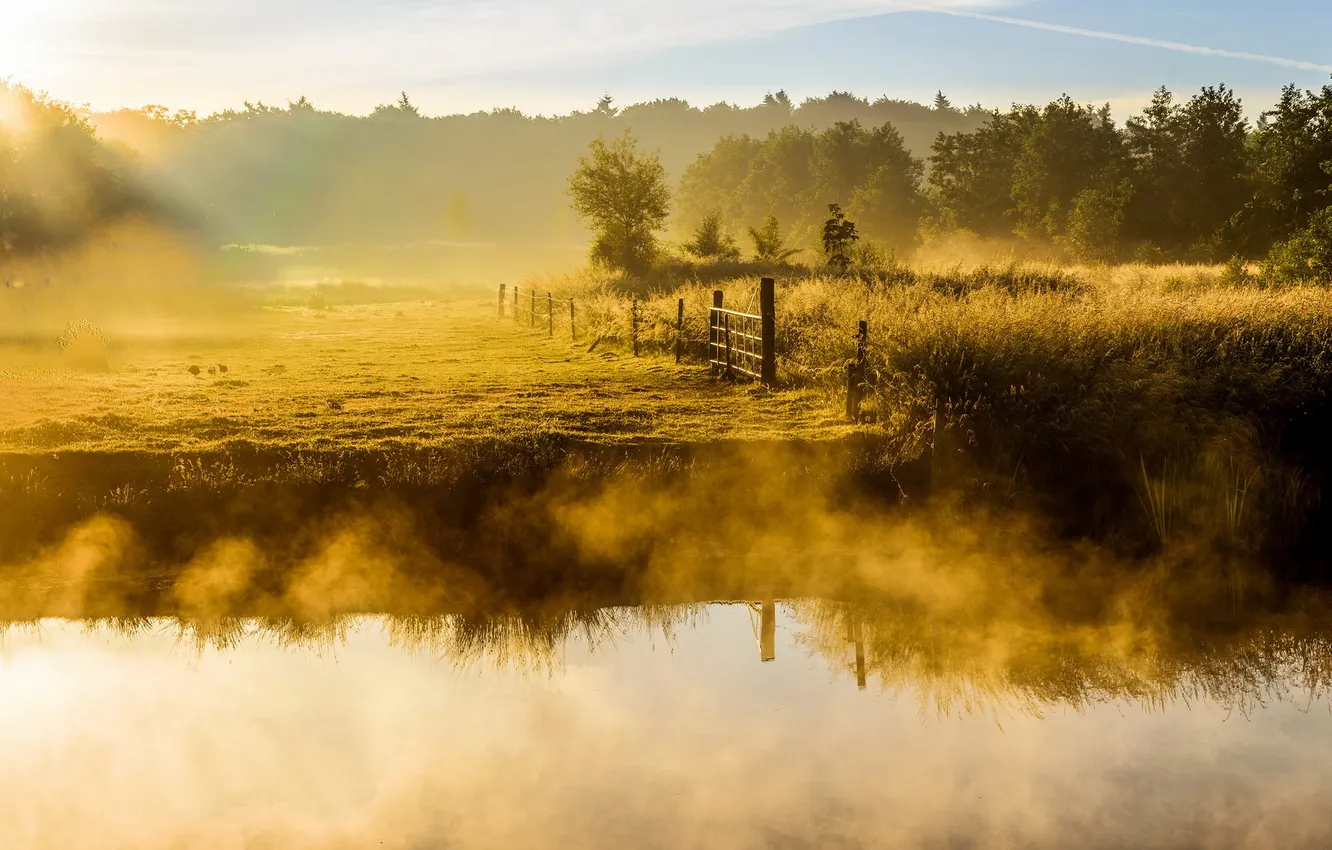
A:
[708,277,776,385]
[500,283,576,340]
[497,277,879,418]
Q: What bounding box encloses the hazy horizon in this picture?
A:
[2,0,1329,120]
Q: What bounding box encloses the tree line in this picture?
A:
[672,82,1332,269]
[86,91,986,247]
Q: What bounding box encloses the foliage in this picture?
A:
[1063,181,1131,264]
[683,213,740,260]
[0,83,154,261]
[677,120,926,250]
[1264,207,1332,284]
[568,131,672,274]
[821,204,859,271]
[747,214,801,263]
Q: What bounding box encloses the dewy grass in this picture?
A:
[533,260,1332,560]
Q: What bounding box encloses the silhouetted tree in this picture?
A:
[568,131,671,273]
[684,213,740,260]
[822,204,859,271]
[748,214,801,263]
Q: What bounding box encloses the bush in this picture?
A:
[1264,207,1332,285]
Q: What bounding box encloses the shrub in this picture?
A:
[1264,207,1332,285]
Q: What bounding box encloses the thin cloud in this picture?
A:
[924,9,1332,74]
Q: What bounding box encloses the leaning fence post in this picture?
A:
[675,298,685,364]
[759,277,776,386]
[710,290,723,377]
[631,298,640,357]
[846,320,868,420]
[547,292,554,337]
[498,284,506,318]
[569,299,576,341]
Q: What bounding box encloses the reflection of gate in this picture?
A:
[708,277,776,386]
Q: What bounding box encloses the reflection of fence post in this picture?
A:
[547,292,553,337]
[631,298,640,357]
[759,277,776,386]
[760,600,776,662]
[570,299,576,341]
[710,290,723,377]
[529,290,536,328]
[846,320,868,420]
[498,284,506,318]
[846,611,866,690]
[675,298,684,364]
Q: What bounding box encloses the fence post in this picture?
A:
[527,290,534,328]
[512,285,518,320]
[759,277,776,386]
[675,298,684,364]
[498,284,506,318]
[631,298,640,357]
[710,290,723,377]
[547,293,554,337]
[846,320,868,420]
[570,299,576,341]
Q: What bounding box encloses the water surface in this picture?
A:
[4,600,1331,849]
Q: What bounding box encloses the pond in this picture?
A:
[4,598,1331,849]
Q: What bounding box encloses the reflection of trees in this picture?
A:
[4,598,1332,716]
[788,599,1332,719]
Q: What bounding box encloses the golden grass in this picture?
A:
[0,297,851,454]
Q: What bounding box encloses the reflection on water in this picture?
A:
[4,597,1332,849]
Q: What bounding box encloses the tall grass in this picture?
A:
[530,261,1332,561]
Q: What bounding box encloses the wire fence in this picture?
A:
[498,277,799,391]
[501,284,577,340]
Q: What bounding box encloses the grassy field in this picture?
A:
[0,296,848,454]
[531,260,1332,567]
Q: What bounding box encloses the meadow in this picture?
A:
[533,259,1332,570]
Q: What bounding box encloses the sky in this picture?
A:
[1,0,1329,118]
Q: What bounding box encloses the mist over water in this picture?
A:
[3,602,1332,850]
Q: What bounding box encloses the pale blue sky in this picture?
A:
[2,0,1329,116]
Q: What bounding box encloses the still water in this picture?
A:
[3,601,1331,849]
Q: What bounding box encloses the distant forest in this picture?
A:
[682,84,1332,262]
[87,91,989,247]
[3,82,1330,267]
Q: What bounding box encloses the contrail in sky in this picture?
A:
[920,8,1332,74]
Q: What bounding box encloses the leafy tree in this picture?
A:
[0,83,152,261]
[748,214,801,263]
[1010,97,1125,241]
[822,203,859,271]
[1124,86,1249,257]
[1241,82,1332,253]
[929,107,1034,236]
[1064,182,1132,263]
[676,134,762,230]
[568,131,671,274]
[684,213,740,260]
[1264,206,1332,283]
